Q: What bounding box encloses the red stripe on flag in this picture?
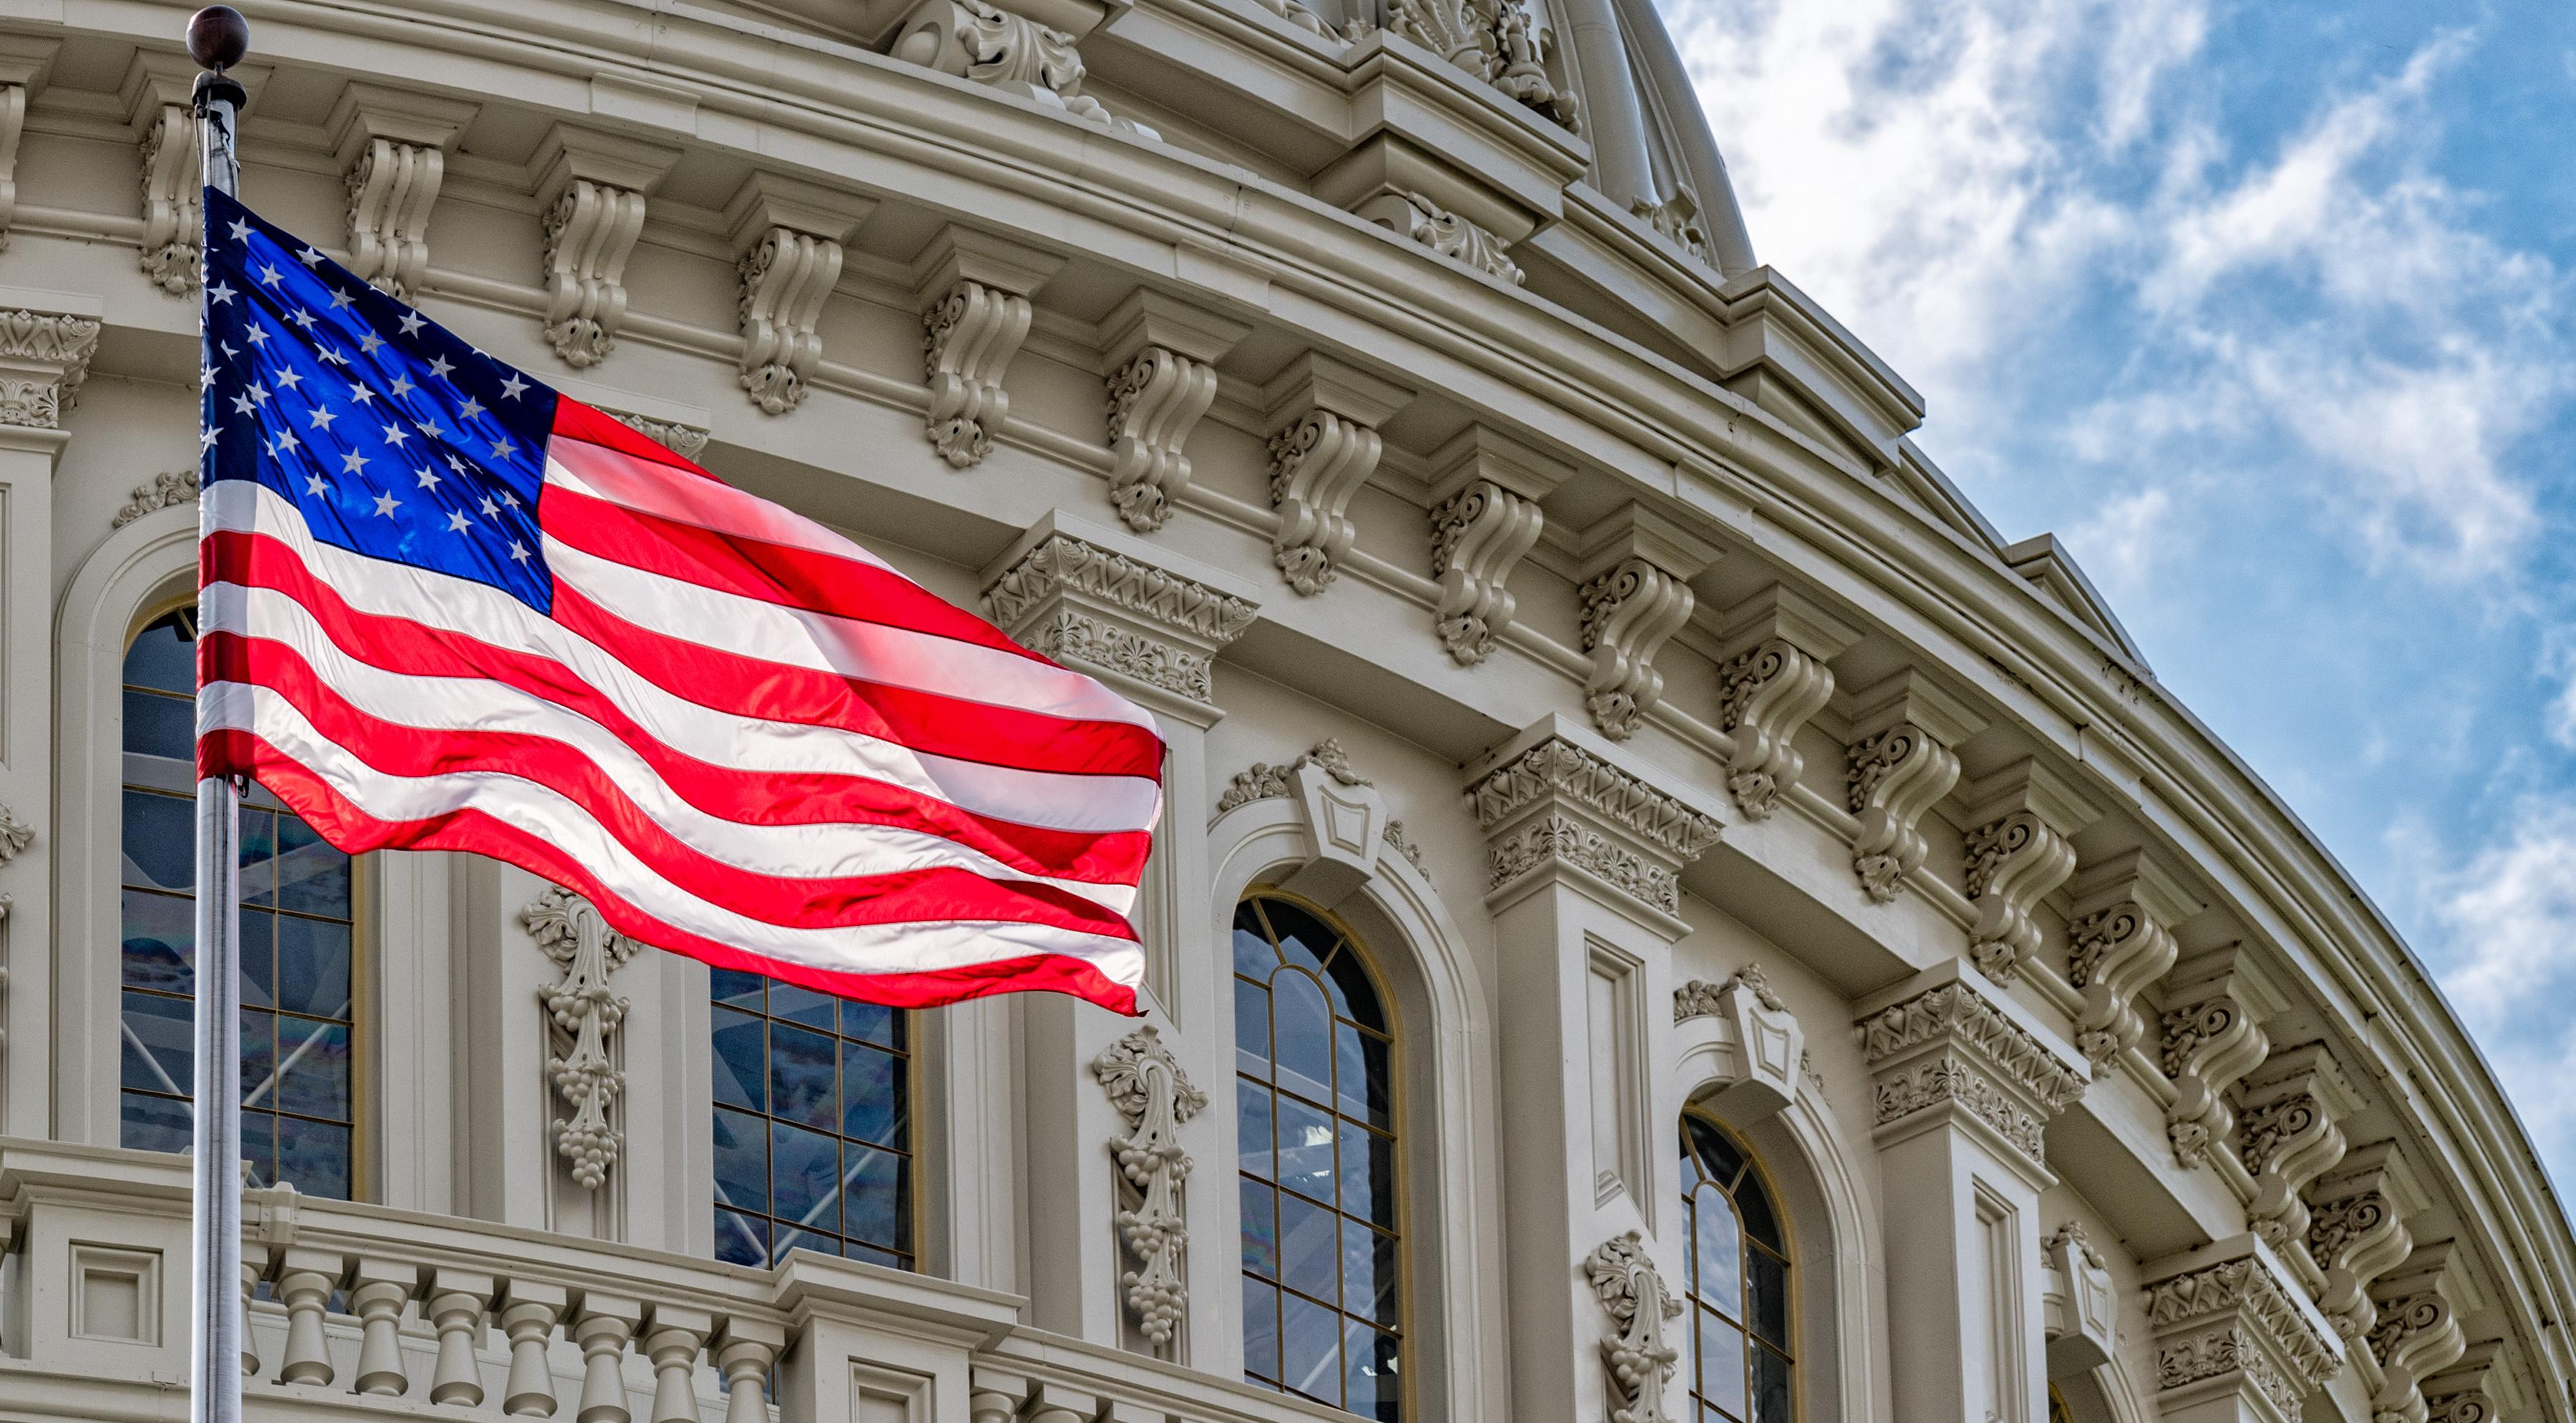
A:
[550,396,723,480]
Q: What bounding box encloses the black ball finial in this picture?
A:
[187,6,250,70]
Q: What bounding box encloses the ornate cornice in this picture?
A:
[2145,1244,2343,1422]
[1466,736,1722,862]
[0,307,99,428]
[1855,971,2086,1166]
[983,530,1257,709]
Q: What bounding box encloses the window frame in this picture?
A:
[1231,885,1412,1422]
[1679,1108,1797,1423]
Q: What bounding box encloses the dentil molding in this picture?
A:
[1091,1025,1206,1351]
[1582,1230,1682,1423]
[522,886,638,1191]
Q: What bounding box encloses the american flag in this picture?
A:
[195,187,1161,1013]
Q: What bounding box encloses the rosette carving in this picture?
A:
[1092,1026,1207,1351]
[1584,1231,1682,1423]
[523,888,638,1190]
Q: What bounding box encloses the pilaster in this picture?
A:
[1712,584,1858,818]
[728,174,876,416]
[1574,504,1719,740]
[1854,959,2087,1423]
[530,125,683,368]
[1954,758,2099,982]
[2142,1234,2344,1423]
[0,291,96,1137]
[328,84,478,299]
[1838,669,1979,901]
[1423,425,1567,665]
[1096,290,1247,531]
[913,226,1062,462]
[1262,353,1413,595]
[1462,718,1720,1423]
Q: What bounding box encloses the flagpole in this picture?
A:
[187,11,250,1423]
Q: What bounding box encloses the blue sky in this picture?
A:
[1655,0,2576,1180]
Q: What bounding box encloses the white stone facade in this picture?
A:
[0,5,2565,1423]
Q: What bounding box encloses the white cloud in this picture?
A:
[2416,800,2576,1175]
[2063,486,2175,598]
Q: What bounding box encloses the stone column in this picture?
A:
[0,295,97,1137]
[1463,716,1722,1423]
[979,511,1259,1356]
[2141,1233,2343,1423]
[1854,959,2088,1423]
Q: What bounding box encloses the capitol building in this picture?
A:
[0,1,2565,1422]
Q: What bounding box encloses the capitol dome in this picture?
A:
[0,3,2564,1423]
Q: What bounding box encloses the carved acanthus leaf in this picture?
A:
[1845,723,1958,901]
[1382,819,1428,873]
[2145,1253,2342,1407]
[2367,1249,2469,1423]
[1584,1231,1682,1423]
[1092,1026,1207,1351]
[1674,964,1785,1022]
[2306,1147,2419,1344]
[982,530,1256,708]
[1857,977,2087,1164]
[1217,738,1368,814]
[0,308,100,428]
[112,470,199,527]
[602,410,710,462]
[1368,191,1523,284]
[894,0,1158,136]
[1467,737,1722,862]
[1632,187,1712,266]
[2233,1047,2351,1261]
[1428,479,1543,664]
[0,801,31,865]
[1383,0,1579,132]
[522,887,639,1190]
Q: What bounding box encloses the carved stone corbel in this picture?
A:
[2063,849,2196,1069]
[1263,353,1413,595]
[1383,0,1580,132]
[887,0,1158,137]
[2159,943,2285,1169]
[0,47,57,253]
[1837,670,1978,901]
[522,887,638,1190]
[1953,758,2097,982]
[532,126,681,368]
[125,57,202,294]
[0,307,101,429]
[981,518,1257,717]
[2233,1043,2358,1268]
[1854,961,2087,1177]
[112,470,200,527]
[1712,585,1857,818]
[1574,505,1718,741]
[1672,964,1803,1121]
[1355,190,1525,284]
[2304,1142,2429,1343]
[728,175,877,417]
[1097,289,1247,531]
[1466,728,1722,926]
[2421,1343,2512,1423]
[1091,1026,1206,1351]
[2142,1236,2345,1423]
[2367,1243,2474,1423]
[1423,425,1567,664]
[2041,1222,2117,1376]
[1633,187,1713,267]
[328,84,478,299]
[1583,1231,1682,1423]
[914,226,1062,462]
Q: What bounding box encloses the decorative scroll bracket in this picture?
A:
[1954,758,2097,982]
[1425,426,1567,664]
[1264,353,1412,595]
[727,173,876,416]
[914,226,1062,463]
[1712,585,1856,819]
[1837,670,1978,902]
[1097,290,1247,531]
[1574,505,1717,742]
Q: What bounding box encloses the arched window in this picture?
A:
[709,969,913,1268]
[1233,895,1401,1420]
[119,607,358,1198]
[1682,1113,1792,1423]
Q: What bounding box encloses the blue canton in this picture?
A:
[201,187,558,614]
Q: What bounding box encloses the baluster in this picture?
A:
[712,1319,785,1423]
[572,1292,644,1423]
[426,1268,497,1406]
[643,1306,713,1423]
[501,1281,571,1417]
[275,1248,346,1387]
[350,1256,416,1396]
[240,1243,269,1378]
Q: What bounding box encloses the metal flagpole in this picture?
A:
[187,11,250,1423]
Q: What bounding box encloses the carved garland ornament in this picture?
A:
[0,800,30,923]
[1092,1026,1207,1349]
[522,887,639,1190]
[1584,1231,1682,1423]
[112,470,200,528]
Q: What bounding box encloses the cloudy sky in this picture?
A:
[1653,0,2576,1177]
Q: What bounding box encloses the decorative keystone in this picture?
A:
[1954,758,2097,982]
[728,174,876,416]
[523,887,638,1190]
[1218,739,1400,905]
[982,519,1257,715]
[1583,1231,1682,1423]
[2143,1235,2344,1423]
[1263,353,1413,595]
[1574,504,1718,741]
[1712,585,1857,818]
[914,225,1062,462]
[888,0,1159,137]
[2368,1243,2476,1423]
[1673,964,1802,1121]
[532,126,681,368]
[329,84,478,299]
[2233,1043,2358,1266]
[2304,1141,2428,1344]
[1466,728,1722,924]
[1097,290,1247,530]
[2159,943,2285,1169]
[0,306,99,429]
[1853,960,2086,1178]
[1093,1026,1208,1351]
[2041,1223,2117,1376]
[2064,849,2197,1069]
[1423,425,1568,664]
[1838,670,1979,901]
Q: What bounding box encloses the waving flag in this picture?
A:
[195,187,1160,1013]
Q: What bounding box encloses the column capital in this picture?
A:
[2142,1234,2344,1423]
[1853,959,2086,1183]
[0,295,100,435]
[981,511,1259,725]
[1464,718,1722,928]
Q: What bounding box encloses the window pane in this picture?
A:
[712,969,765,1013]
[1272,971,1334,1104]
[711,972,912,1271]
[1242,1278,1281,1383]
[1686,1114,1745,1188]
[122,790,194,892]
[1343,1316,1384,1419]
[121,1090,191,1153]
[273,816,351,919]
[1275,1094,1337,1203]
[1752,1344,1792,1423]
[1324,950,1385,1032]
[1279,1191,1339,1304]
[768,1023,837,1130]
[841,1042,904,1145]
[237,807,276,905]
[711,1009,765,1112]
[125,617,197,693]
[1344,1218,1399,1325]
[769,1120,838,1233]
[1735,1172,1783,1252]
[841,999,901,1048]
[238,909,277,1009]
[1693,1183,1745,1318]
[715,1208,770,1268]
[275,1017,351,1119]
[1748,1248,1790,1347]
[277,1116,351,1200]
[123,688,195,762]
[712,1107,768,1211]
[122,990,194,1095]
[841,1145,907,1252]
[121,890,195,992]
[1262,901,1335,979]
[1233,923,1279,978]
[1281,1291,1342,1405]
[1236,982,1272,1075]
[770,983,836,1031]
[1340,1120,1396,1228]
[275,915,351,1017]
[1237,1079,1276,1179]
[1699,1309,1747,1417]
[1241,1178,1279,1278]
